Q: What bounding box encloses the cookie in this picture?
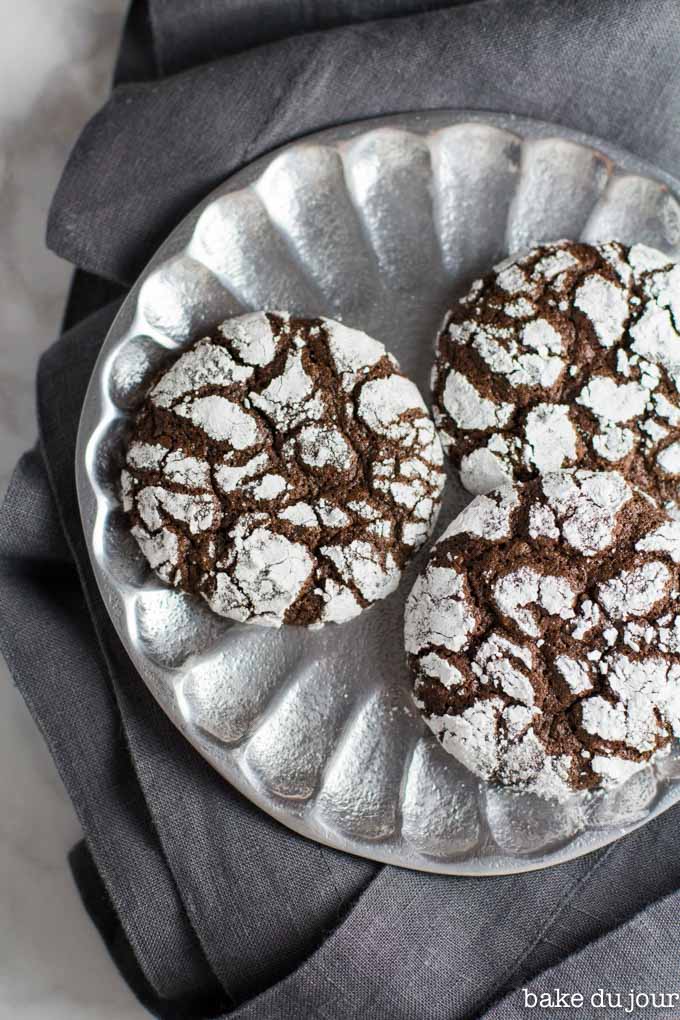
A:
[431,240,680,516]
[405,470,680,798]
[122,312,445,627]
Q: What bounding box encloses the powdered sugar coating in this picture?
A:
[176,394,265,446]
[441,370,513,432]
[205,517,314,625]
[493,567,576,638]
[432,240,680,513]
[523,404,577,473]
[574,274,629,348]
[540,470,631,557]
[406,469,680,799]
[405,565,477,655]
[597,561,671,619]
[123,312,445,627]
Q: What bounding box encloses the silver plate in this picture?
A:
[77,111,680,875]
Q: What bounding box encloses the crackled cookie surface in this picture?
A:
[432,240,680,515]
[122,312,444,627]
[405,470,680,798]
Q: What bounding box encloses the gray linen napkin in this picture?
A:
[1,2,679,1018]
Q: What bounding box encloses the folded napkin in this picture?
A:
[1,1,679,1017]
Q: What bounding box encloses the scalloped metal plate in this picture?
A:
[77,111,680,875]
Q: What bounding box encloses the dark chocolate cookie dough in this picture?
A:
[405,470,680,798]
[122,312,444,627]
[432,240,680,516]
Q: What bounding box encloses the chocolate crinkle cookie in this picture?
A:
[405,469,680,799]
[121,312,444,627]
[432,240,680,516]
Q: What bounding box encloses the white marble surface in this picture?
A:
[0,2,145,1016]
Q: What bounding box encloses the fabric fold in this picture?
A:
[0,444,221,1008]
[228,815,680,1019]
[484,888,680,1019]
[47,0,680,286]
[147,0,461,75]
